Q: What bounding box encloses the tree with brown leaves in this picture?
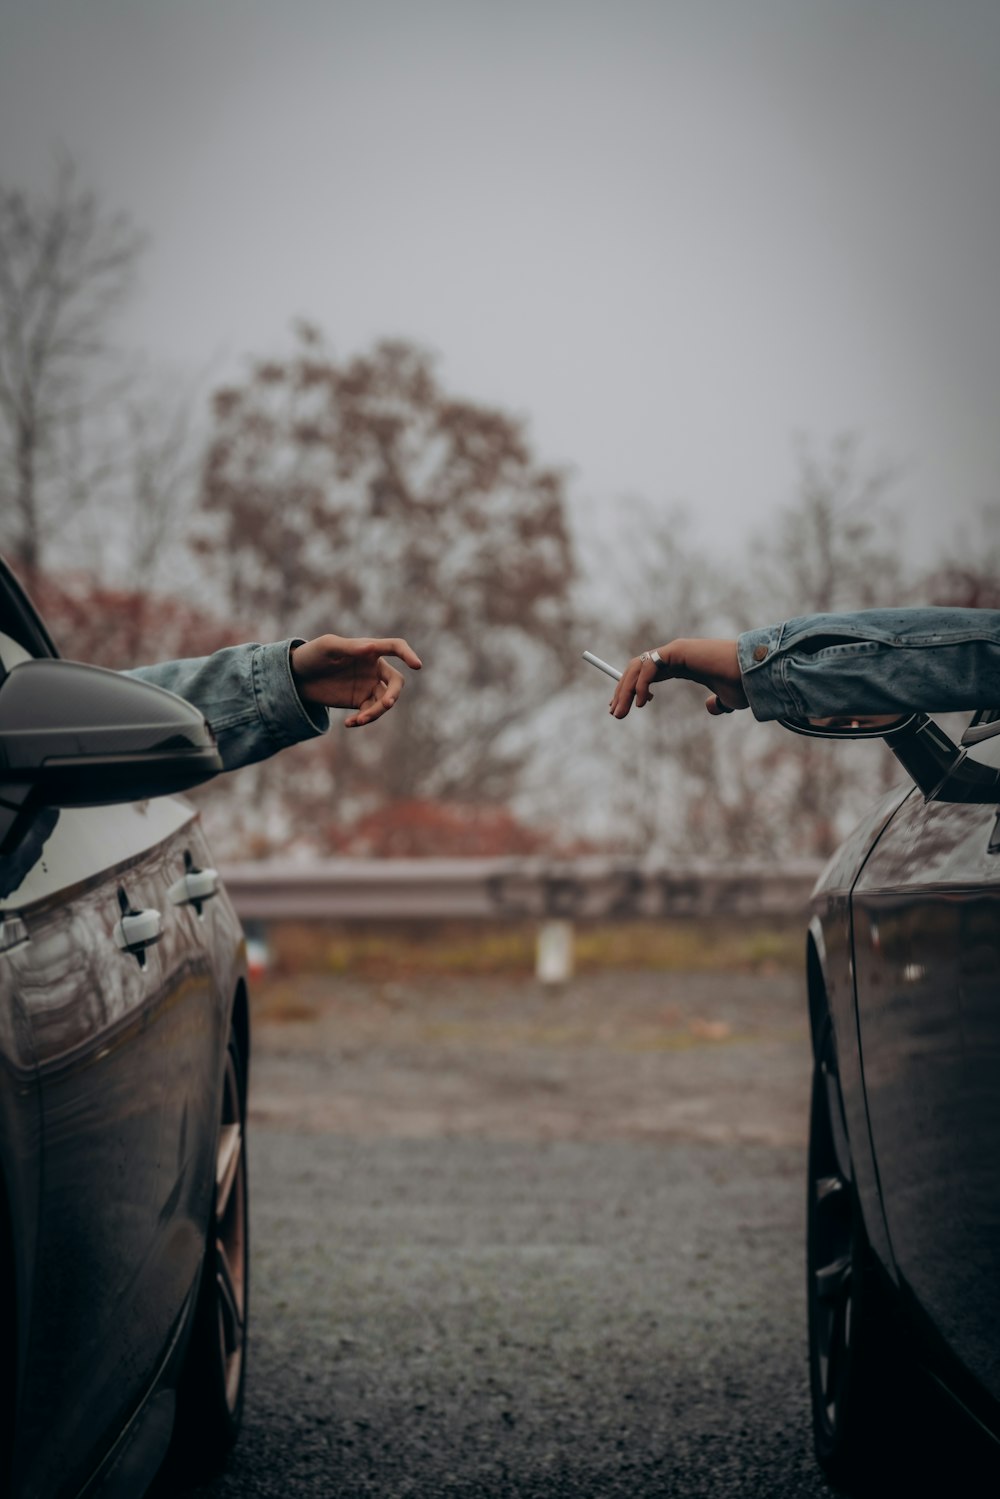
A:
[197,327,577,830]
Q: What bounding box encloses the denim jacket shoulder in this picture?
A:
[737,608,1000,722]
[126,639,329,773]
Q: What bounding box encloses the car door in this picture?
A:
[851,746,1000,1401]
[0,623,221,1497]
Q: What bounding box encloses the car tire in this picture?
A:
[807,1014,902,1492]
[0,1197,15,1499]
[168,1028,249,1481]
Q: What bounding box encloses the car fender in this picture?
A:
[808,782,916,1283]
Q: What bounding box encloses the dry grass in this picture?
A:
[259,916,805,981]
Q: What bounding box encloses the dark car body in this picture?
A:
[0,561,249,1498]
[804,710,1000,1481]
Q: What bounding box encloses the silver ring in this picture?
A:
[639,649,662,666]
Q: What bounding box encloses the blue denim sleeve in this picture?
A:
[126,639,330,772]
[737,608,1000,721]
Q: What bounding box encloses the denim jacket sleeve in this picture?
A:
[737,608,1000,722]
[125,639,330,773]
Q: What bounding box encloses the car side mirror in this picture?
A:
[778,714,921,740]
[779,710,1000,803]
[0,658,223,820]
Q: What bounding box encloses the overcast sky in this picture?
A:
[3,0,999,570]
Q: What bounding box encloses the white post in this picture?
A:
[535,919,574,984]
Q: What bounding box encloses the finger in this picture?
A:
[345,694,386,726]
[351,663,404,725]
[347,694,393,727]
[351,704,393,727]
[609,660,636,717]
[612,644,681,717]
[377,659,406,693]
[706,693,740,717]
[348,671,403,727]
[634,660,659,708]
[365,637,422,670]
[610,658,644,718]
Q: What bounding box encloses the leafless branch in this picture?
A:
[0,157,144,579]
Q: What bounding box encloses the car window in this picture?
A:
[0,558,59,678]
[0,797,195,911]
[963,730,1000,773]
[962,707,1000,746]
[0,628,33,672]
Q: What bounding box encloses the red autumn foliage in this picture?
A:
[25,571,244,671]
[196,329,577,810]
[924,566,1000,610]
[324,798,595,858]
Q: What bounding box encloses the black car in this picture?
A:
[799,709,1000,1485]
[0,558,249,1498]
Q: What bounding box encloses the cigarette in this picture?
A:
[582,651,623,681]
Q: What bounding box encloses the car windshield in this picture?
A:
[962,707,1000,746]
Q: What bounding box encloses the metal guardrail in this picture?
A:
[218,857,824,923]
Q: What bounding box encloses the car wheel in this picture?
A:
[807,1015,899,1490]
[169,1029,249,1479]
[0,1200,15,1497]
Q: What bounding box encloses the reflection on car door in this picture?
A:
[852,791,1000,1400]
[2,792,220,1498]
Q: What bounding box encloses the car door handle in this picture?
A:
[115,908,164,953]
[988,812,1000,855]
[0,915,28,954]
[167,869,220,906]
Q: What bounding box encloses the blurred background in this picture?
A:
[2,0,999,865]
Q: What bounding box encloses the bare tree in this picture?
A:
[594,506,736,852]
[749,431,905,617]
[0,159,143,582]
[741,433,912,857]
[592,438,916,862]
[924,503,1000,608]
[78,363,209,637]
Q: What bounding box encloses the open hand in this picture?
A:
[291,634,422,727]
[609,638,747,719]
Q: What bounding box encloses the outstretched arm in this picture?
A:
[608,609,1000,724]
[129,632,421,773]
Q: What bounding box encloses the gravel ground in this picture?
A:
[169,969,993,1498]
[244,971,812,1148]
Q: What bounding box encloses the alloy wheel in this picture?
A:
[214,1044,247,1413]
[808,1024,857,1445]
